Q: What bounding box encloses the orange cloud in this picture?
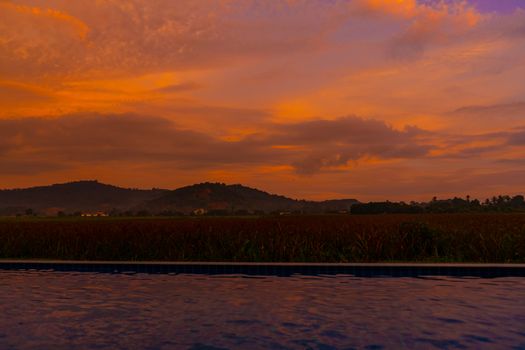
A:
[364,0,418,17]
[0,2,88,39]
[363,0,480,25]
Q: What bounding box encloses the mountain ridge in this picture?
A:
[0,180,359,216]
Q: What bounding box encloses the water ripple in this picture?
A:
[0,271,524,349]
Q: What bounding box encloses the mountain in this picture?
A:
[0,181,167,215]
[139,182,358,214]
[0,181,358,216]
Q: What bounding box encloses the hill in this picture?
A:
[0,181,358,216]
[140,182,358,215]
[0,181,167,215]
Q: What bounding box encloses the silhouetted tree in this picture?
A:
[351,194,525,214]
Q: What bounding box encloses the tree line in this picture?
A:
[350,195,525,214]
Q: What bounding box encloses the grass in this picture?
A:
[0,214,524,262]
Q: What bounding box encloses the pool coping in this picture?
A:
[1,260,525,277]
[1,259,525,267]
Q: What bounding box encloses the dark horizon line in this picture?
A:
[1,179,524,205]
[0,179,358,204]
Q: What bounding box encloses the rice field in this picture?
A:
[0,214,524,262]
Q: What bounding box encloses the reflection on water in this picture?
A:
[1,271,524,349]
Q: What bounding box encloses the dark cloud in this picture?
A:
[265,117,431,173]
[153,82,202,93]
[451,101,525,118]
[434,145,499,159]
[507,130,525,145]
[269,117,425,143]
[0,113,275,169]
[496,158,525,165]
[0,113,433,175]
[424,124,525,160]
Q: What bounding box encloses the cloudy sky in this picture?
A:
[1,0,524,200]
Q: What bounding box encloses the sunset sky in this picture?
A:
[1,0,524,201]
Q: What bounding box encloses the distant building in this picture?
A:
[81,212,109,217]
[192,208,207,216]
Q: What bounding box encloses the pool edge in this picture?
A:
[1,260,525,277]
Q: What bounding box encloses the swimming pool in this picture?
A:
[1,267,524,349]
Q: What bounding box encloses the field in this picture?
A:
[1,214,524,262]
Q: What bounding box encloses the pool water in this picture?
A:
[1,271,524,349]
